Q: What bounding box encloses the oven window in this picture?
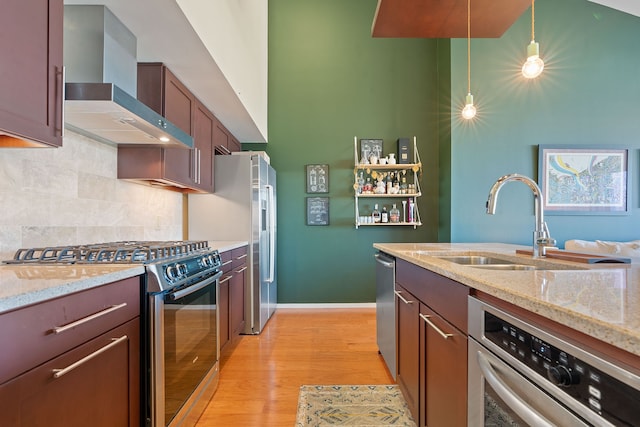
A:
[163,282,217,423]
[485,388,525,426]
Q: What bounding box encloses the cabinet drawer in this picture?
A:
[0,276,140,384]
[396,259,469,333]
[0,318,140,427]
[232,245,248,268]
[220,250,233,273]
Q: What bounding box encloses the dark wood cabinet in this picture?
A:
[0,0,63,147]
[230,246,247,336]
[395,283,420,420]
[395,259,469,427]
[214,121,242,155]
[219,245,247,355]
[419,304,467,427]
[0,277,141,426]
[193,100,215,192]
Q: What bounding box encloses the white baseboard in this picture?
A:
[276,303,376,309]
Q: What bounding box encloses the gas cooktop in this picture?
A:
[3,241,210,265]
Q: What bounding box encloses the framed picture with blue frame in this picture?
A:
[538,145,629,215]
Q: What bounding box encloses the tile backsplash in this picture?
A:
[0,130,183,260]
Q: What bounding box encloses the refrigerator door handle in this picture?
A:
[266,184,275,283]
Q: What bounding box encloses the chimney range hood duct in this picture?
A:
[63,5,193,149]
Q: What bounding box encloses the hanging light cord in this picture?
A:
[467,0,471,93]
[531,0,535,41]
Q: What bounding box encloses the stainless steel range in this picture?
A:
[5,241,222,427]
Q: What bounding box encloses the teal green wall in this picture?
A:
[449,0,640,246]
[256,0,440,303]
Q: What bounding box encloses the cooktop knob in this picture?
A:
[547,365,578,387]
[165,265,177,280]
[177,263,188,275]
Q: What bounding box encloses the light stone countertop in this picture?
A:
[207,240,248,253]
[373,242,640,357]
[0,264,145,315]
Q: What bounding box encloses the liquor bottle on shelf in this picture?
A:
[400,177,408,194]
[390,204,400,223]
[372,204,381,223]
[381,206,389,223]
[408,199,415,223]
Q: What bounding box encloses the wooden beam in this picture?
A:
[372,0,531,38]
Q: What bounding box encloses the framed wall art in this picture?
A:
[359,139,383,164]
[538,145,629,215]
[306,164,329,193]
[306,197,329,226]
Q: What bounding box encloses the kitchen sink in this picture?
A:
[470,264,539,271]
[435,254,588,271]
[436,255,515,265]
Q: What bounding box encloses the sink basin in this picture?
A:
[437,255,514,265]
[470,264,539,271]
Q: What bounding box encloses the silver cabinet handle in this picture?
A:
[394,290,413,305]
[56,66,66,137]
[221,260,233,267]
[52,335,128,379]
[235,253,247,260]
[419,313,454,340]
[52,303,127,334]
[234,266,247,274]
[219,274,232,284]
[374,253,395,268]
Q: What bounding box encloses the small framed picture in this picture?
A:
[359,139,383,164]
[306,197,329,226]
[306,164,329,193]
[538,145,629,215]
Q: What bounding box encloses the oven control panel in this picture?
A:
[484,311,640,427]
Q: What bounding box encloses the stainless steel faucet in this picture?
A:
[486,173,556,257]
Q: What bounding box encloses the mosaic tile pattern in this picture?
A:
[296,385,416,426]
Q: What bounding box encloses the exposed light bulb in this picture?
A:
[522,41,544,79]
[461,93,476,120]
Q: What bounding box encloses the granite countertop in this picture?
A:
[373,242,640,357]
[0,240,247,315]
[207,240,248,253]
[0,264,145,315]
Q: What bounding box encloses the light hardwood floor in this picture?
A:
[196,308,394,426]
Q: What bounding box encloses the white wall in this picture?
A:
[0,131,183,260]
[176,0,268,141]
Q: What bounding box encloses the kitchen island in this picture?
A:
[375,242,640,426]
[374,242,639,357]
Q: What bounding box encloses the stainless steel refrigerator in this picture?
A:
[188,152,277,334]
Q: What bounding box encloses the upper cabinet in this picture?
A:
[214,121,242,155]
[372,0,530,38]
[119,63,232,193]
[0,0,64,147]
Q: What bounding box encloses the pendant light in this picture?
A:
[461,0,476,120]
[522,0,544,79]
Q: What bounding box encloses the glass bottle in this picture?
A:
[400,177,408,194]
[381,206,389,223]
[390,203,400,223]
[372,204,381,223]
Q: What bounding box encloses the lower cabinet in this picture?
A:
[219,245,247,355]
[0,276,141,427]
[395,259,469,427]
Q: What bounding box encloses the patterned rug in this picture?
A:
[295,385,417,426]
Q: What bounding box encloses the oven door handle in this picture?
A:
[167,271,222,301]
[477,350,555,427]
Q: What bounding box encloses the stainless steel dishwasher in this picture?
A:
[375,252,396,379]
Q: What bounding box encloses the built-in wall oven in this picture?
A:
[468,296,640,426]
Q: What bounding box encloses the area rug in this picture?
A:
[295,385,417,426]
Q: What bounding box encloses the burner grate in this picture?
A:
[4,241,210,264]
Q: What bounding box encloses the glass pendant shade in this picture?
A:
[522,41,544,79]
[461,93,476,120]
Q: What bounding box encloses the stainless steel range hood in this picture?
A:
[63,5,193,149]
